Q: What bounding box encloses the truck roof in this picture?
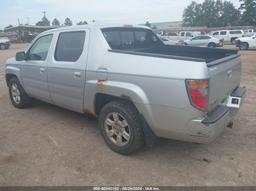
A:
[44,24,150,34]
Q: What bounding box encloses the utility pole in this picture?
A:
[27,17,30,25]
[42,11,46,17]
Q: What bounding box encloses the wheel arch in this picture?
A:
[6,73,18,87]
[5,65,22,87]
[83,80,157,144]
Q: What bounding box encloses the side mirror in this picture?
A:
[16,51,26,61]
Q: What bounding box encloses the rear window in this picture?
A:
[102,27,162,50]
[230,31,242,34]
[55,31,85,62]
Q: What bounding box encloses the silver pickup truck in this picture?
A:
[5,24,246,154]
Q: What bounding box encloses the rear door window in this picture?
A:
[55,31,85,62]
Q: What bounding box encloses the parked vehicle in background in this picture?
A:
[210,30,244,44]
[236,34,256,50]
[159,36,177,45]
[184,35,223,48]
[0,37,11,50]
[178,31,201,41]
[161,32,179,41]
[244,29,255,37]
[5,24,246,155]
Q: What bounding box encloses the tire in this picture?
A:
[239,42,249,50]
[208,43,216,48]
[0,44,5,50]
[8,77,31,108]
[99,101,145,155]
[231,38,237,45]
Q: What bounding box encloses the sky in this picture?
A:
[0,0,240,30]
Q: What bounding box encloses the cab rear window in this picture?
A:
[102,27,162,50]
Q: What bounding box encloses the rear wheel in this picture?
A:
[8,77,31,108]
[99,101,145,155]
[239,42,249,50]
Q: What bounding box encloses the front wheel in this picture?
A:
[208,43,216,48]
[239,42,249,50]
[8,77,31,108]
[99,101,145,155]
[0,44,6,50]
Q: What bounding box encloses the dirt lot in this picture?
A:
[0,44,255,186]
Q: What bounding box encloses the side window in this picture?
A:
[27,34,53,61]
[213,32,219,36]
[230,31,242,34]
[180,32,185,37]
[55,31,85,62]
[220,31,227,35]
[186,32,193,37]
[192,36,201,40]
[201,36,211,39]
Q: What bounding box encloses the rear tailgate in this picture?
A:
[207,54,241,111]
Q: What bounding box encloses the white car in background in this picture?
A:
[184,35,223,48]
[236,34,256,50]
[210,30,244,44]
[244,29,255,37]
[159,36,178,45]
[161,32,179,41]
[0,37,11,50]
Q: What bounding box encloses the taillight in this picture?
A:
[186,79,209,111]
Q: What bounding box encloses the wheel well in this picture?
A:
[208,42,216,47]
[94,93,136,116]
[231,37,238,42]
[6,74,17,87]
[94,93,158,146]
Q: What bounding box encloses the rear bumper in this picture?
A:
[187,87,246,143]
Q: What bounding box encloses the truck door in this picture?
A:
[21,34,53,102]
[47,30,89,112]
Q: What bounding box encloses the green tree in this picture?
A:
[221,1,241,26]
[52,18,60,26]
[183,1,203,26]
[183,0,241,27]
[239,0,256,25]
[77,20,88,25]
[64,18,73,26]
[36,16,50,26]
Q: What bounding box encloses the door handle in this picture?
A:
[74,72,81,78]
[97,67,108,71]
[40,68,45,74]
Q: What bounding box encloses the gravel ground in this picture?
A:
[0,44,255,186]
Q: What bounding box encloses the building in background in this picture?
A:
[4,25,57,43]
